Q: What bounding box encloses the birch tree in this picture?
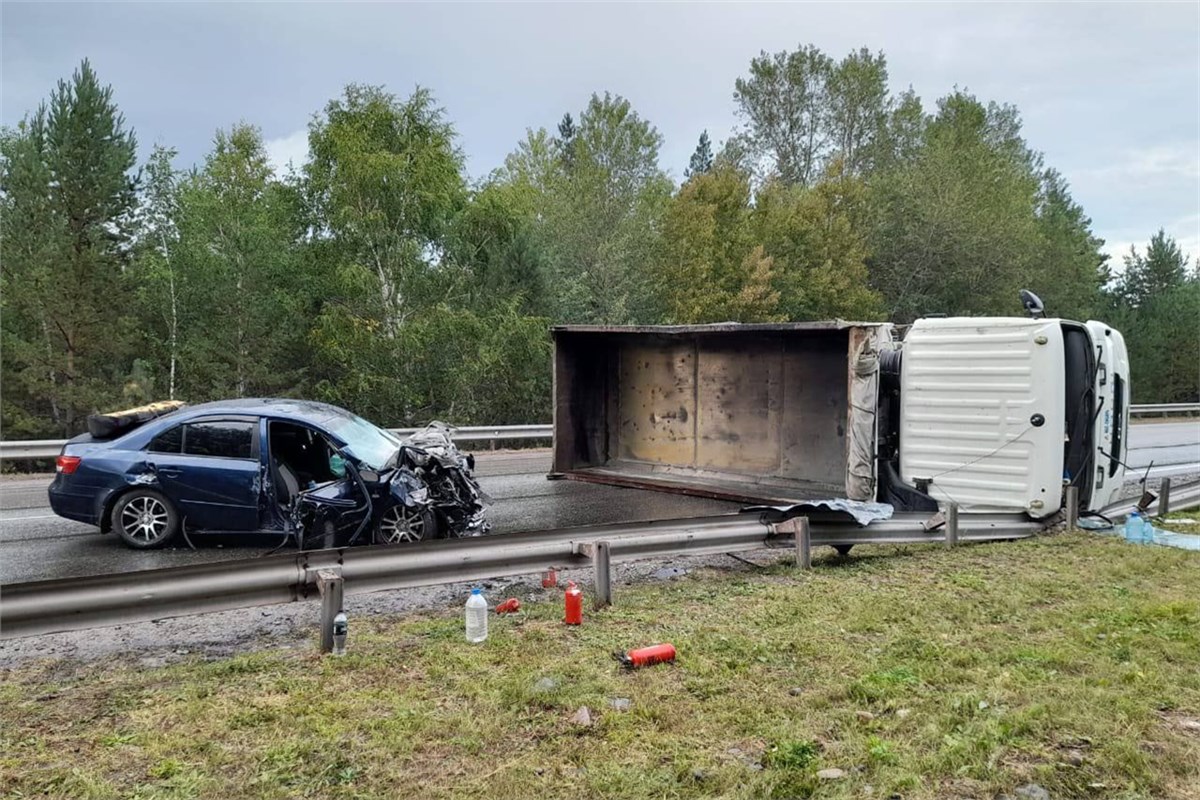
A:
[733,45,833,186]
[305,85,466,336]
[498,92,672,323]
[135,145,182,398]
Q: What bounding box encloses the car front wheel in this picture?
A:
[374,504,437,545]
[112,489,180,549]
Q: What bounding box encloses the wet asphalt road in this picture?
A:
[1,422,1196,585]
[1124,419,1200,471]
[0,452,739,584]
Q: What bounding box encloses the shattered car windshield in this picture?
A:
[325,413,401,470]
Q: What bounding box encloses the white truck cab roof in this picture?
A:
[899,316,1129,517]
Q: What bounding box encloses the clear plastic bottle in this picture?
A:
[1141,519,1156,545]
[332,611,348,656]
[465,588,488,643]
[1123,512,1144,543]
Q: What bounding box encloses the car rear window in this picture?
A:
[184,421,255,459]
[148,425,183,454]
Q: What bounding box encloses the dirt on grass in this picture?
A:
[2,532,1198,799]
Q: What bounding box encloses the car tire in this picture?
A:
[112,489,181,549]
[374,504,438,545]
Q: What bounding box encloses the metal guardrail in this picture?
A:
[0,425,555,461]
[2,405,1195,462]
[1097,478,1200,522]
[1130,403,1200,415]
[389,424,552,441]
[0,510,1039,640]
[0,439,69,460]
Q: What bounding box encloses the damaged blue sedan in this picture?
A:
[48,399,491,549]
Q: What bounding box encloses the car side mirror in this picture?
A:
[358,469,379,484]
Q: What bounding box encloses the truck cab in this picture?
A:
[896,317,1130,518]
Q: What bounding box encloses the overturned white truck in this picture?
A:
[549,308,1129,519]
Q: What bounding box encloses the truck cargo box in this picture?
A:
[550,322,892,504]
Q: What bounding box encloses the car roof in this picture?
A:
[74,398,375,452]
[169,398,360,426]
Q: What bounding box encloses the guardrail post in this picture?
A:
[315,568,344,654]
[945,503,959,548]
[592,541,612,609]
[1064,486,1079,531]
[795,517,811,569]
[1159,478,1171,516]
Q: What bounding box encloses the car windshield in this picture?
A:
[325,413,401,470]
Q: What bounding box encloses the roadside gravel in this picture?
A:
[0,549,781,668]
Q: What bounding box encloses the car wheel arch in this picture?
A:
[97,488,124,533]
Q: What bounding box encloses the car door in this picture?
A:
[145,416,262,531]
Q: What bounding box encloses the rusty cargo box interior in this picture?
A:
[551,323,880,504]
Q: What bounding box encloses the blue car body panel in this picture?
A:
[47,399,384,534]
[153,453,262,530]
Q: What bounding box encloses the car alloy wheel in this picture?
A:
[120,495,171,544]
[377,505,428,544]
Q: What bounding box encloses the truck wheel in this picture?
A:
[833,544,854,557]
[112,489,180,549]
[375,505,437,544]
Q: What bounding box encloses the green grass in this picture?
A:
[1157,510,1200,535]
[2,532,1199,799]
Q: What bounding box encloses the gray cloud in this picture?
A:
[4,1,1197,262]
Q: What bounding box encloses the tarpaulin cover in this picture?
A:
[742,499,895,527]
[846,326,889,501]
[1150,530,1200,551]
[1078,518,1200,551]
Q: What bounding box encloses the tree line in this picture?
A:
[2,47,1197,440]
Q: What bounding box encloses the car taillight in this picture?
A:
[56,455,82,475]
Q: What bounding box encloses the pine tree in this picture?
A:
[556,113,577,171]
[557,112,577,143]
[685,131,714,178]
[1118,228,1190,308]
[1,59,138,434]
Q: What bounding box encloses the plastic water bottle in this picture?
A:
[1123,512,1144,544]
[1141,520,1156,545]
[465,588,488,643]
[332,611,348,656]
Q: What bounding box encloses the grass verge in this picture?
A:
[2,532,1198,799]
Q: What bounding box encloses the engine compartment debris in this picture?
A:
[290,421,492,548]
[396,422,492,538]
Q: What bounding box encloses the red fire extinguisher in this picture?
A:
[542,567,558,588]
[564,581,583,625]
[495,598,521,615]
[616,643,677,669]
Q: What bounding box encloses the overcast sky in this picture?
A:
[4,2,1198,269]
